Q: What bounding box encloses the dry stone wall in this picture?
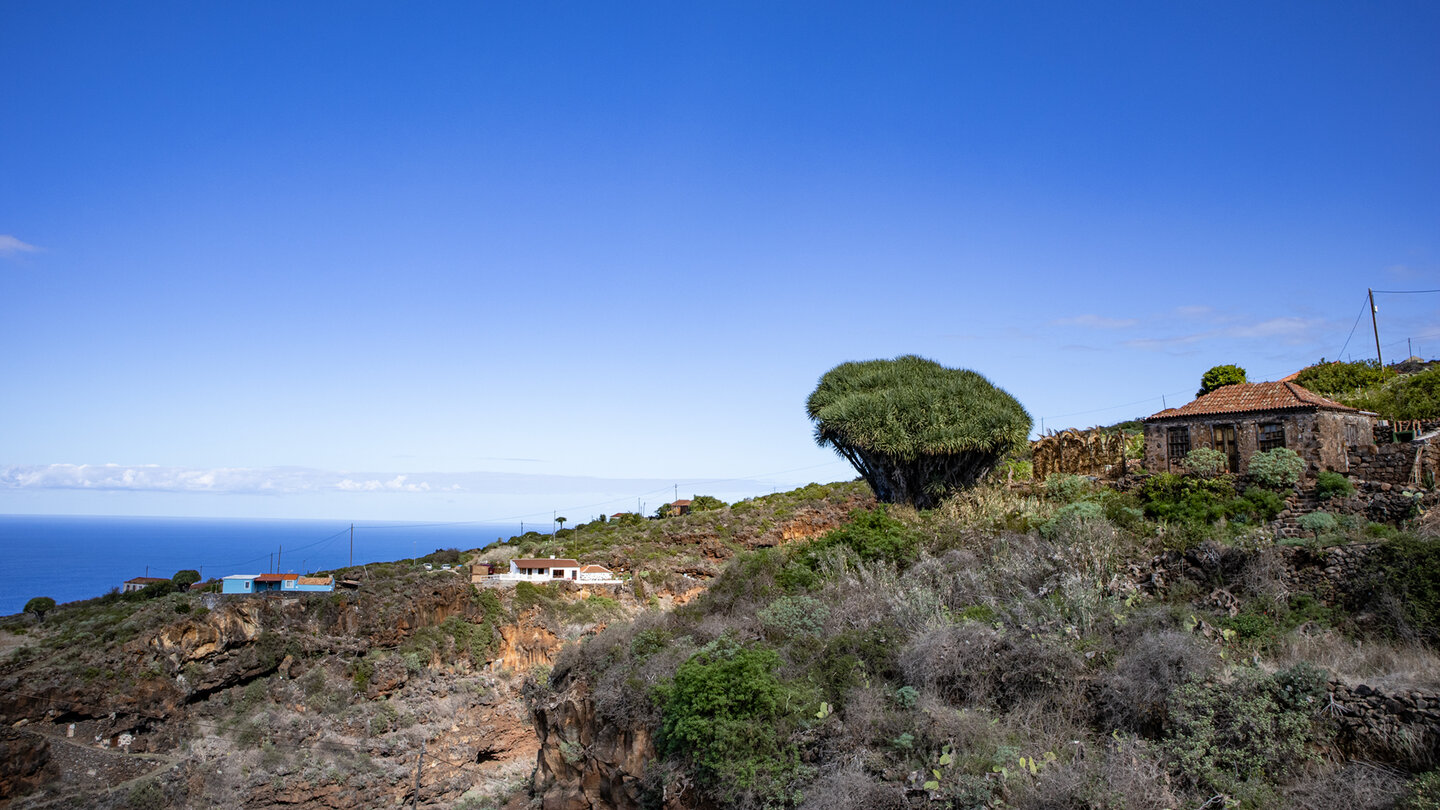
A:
[1347,441,1439,485]
[1328,680,1440,768]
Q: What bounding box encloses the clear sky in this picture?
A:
[3,1,1438,522]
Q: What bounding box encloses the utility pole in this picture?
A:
[411,740,425,809]
[277,545,282,573]
[1370,288,1383,366]
[270,553,274,573]
[349,524,354,568]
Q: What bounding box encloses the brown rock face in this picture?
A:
[496,619,565,673]
[531,681,658,810]
[0,727,52,801]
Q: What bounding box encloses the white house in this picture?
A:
[578,564,617,582]
[507,557,581,582]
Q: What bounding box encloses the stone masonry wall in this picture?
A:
[1347,441,1440,486]
[1328,680,1440,768]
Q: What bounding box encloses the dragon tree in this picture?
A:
[806,355,1032,508]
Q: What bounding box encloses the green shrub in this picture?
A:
[1294,359,1395,397]
[1398,770,1440,810]
[655,638,812,807]
[1044,473,1092,503]
[1315,471,1355,499]
[782,507,918,587]
[1040,501,1106,538]
[1297,511,1338,536]
[1183,448,1228,478]
[1163,666,1323,796]
[690,495,727,512]
[1248,448,1304,489]
[758,595,829,640]
[1363,535,1440,643]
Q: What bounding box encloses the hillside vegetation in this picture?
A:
[539,473,1440,810]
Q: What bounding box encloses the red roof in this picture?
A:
[125,577,169,585]
[1146,381,1358,421]
[511,558,580,568]
[671,499,692,506]
[256,573,299,582]
[580,564,611,573]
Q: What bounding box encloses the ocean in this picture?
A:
[0,514,522,616]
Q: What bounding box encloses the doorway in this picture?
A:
[1213,424,1239,473]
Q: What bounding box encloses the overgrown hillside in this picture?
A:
[0,482,870,809]
[532,474,1440,810]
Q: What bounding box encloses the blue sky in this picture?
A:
[2,1,1437,522]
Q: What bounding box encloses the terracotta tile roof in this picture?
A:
[580,564,611,573]
[670,499,692,506]
[125,577,170,585]
[256,573,299,582]
[511,558,580,568]
[1145,381,1358,421]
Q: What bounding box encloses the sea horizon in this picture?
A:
[0,513,525,616]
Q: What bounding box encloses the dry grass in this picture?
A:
[1269,629,1440,691]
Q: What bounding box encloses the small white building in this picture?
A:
[508,557,581,582]
[578,564,616,582]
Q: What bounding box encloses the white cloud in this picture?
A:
[1050,314,1139,329]
[0,463,773,500]
[0,235,41,257]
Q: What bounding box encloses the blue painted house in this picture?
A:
[221,574,261,594]
[221,573,334,594]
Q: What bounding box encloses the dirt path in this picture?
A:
[9,725,179,809]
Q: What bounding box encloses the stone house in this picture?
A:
[1143,381,1376,476]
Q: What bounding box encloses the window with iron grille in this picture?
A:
[1258,422,1286,452]
[1167,427,1191,468]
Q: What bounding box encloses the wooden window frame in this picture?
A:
[1258,422,1286,452]
[1166,427,1191,470]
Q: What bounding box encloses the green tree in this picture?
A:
[171,570,201,589]
[24,596,56,620]
[806,356,1031,508]
[554,516,567,533]
[1199,364,1247,395]
[690,495,726,512]
[1293,359,1395,397]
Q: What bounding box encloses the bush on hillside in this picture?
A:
[1248,448,1305,489]
[1163,665,1326,798]
[1043,473,1092,503]
[1295,360,1396,397]
[1183,448,1228,479]
[655,637,813,807]
[806,355,1031,508]
[1315,471,1355,500]
[1360,535,1440,644]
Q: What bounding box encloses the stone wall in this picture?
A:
[1328,680,1440,768]
[1347,441,1440,485]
